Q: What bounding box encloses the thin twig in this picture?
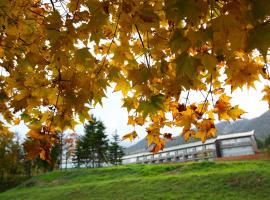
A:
[200,91,206,99]
[135,24,151,68]
[47,90,60,134]
[27,8,46,18]
[210,90,215,107]
[72,0,80,20]
[50,0,56,12]
[147,31,152,66]
[265,63,270,80]
[185,90,190,105]
[200,74,213,114]
[96,13,121,76]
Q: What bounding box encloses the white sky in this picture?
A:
[10,80,269,147]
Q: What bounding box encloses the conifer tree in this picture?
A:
[108,131,125,165]
[74,117,109,168]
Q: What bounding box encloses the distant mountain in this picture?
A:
[125,111,270,155]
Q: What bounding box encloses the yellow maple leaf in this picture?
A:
[196,130,207,143]
[151,138,165,153]
[13,118,20,125]
[228,105,245,120]
[127,116,136,125]
[122,131,138,141]
[262,85,270,109]
[182,130,196,141]
[39,149,46,160]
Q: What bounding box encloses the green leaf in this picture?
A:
[251,0,270,21]
[165,0,207,24]
[169,30,191,54]
[74,48,94,69]
[247,24,270,58]
[137,94,165,117]
[174,52,199,79]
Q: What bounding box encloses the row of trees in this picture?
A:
[257,135,270,152]
[72,117,124,168]
[0,116,124,191]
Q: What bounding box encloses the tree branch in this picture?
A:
[200,74,213,114]
[185,90,190,105]
[96,13,121,76]
[50,0,56,12]
[135,24,151,68]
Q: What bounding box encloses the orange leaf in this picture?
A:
[163,133,173,140]
[122,131,138,141]
[151,138,165,153]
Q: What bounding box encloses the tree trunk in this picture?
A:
[60,133,63,171]
[0,170,4,182]
[65,156,68,171]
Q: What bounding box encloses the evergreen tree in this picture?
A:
[73,139,84,168]
[108,131,125,165]
[265,135,270,148]
[74,117,109,168]
[256,138,264,149]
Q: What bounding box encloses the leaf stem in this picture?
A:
[50,0,56,12]
[135,24,151,68]
[96,13,121,76]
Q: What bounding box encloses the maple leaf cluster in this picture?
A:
[0,0,270,159]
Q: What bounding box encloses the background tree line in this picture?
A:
[72,116,124,168]
[0,116,124,192]
[256,135,270,153]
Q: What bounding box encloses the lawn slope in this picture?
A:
[1,160,270,200]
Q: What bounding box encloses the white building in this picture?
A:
[122,131,257,165]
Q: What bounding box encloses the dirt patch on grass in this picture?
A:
[20,179,45,188]
[50,178,66,186]
[227,175,264,187]
[163,166,183,175]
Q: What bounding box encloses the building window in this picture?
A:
[187,147,194,153]
[153,154,160,159]
[221,146,254,157]
[221,139,235,145]
[161,152,167,158]
[178,149,184,155]
[196,146,203,152]
[235,137,251,144]
[205,144,215,150]
[221,137,251,146]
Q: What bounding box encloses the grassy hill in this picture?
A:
[1,160,270,200]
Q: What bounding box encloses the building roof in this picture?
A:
[122,130,255,159]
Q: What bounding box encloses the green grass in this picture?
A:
[1,160,270,200]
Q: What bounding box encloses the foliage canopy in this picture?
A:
[1,0,270,160]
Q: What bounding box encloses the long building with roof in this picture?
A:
[122,131,258,165]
